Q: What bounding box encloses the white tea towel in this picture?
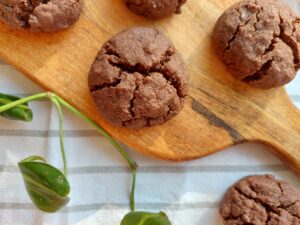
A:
[0,62,299,225]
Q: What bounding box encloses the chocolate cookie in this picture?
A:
[124,0,187,20]
[213,0,300,89]
[220,175,300,225]
[88,27,189,128]
[0,0,83,32]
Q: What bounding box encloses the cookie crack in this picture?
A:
[234,183,300,224]
[101,44,182,124]
[222,6,259,55]
[128,83,139,118]
[90,78,122,93]
[278,15,300,70]
[279,200,300,219]
[104,44,158,75]
[278,182,284,199]
[242,59,273,82]
[279,183,300,221]
[243,12,300,82]
[157,48,185,98]
[234,187,272,224]
[263,33,277,56]
[292,18,300,34]
[175,0,185,14]
[222,187,264,222]
[16,2,34,28]
[277,182,300,220]
[164,107,171,119]
[253,1,262,32]
[104,45,183,98]
[12,0,52,29]
[246,183,279,225]
[288,201,299,208]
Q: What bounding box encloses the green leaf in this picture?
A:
[18,157,70,213]
[121,211,172,225]
[0,93,33,122]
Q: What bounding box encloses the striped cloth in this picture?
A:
[0,4,300,223]
[0,63,299,225]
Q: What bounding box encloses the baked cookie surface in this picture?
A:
[0,0,83,32]
[124,0,187,19]
[220,175,300,225]
[213,0,300,89]
[88,27,189,128]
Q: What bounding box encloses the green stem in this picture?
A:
[0,98,30,110]
[54,95,138,170]
[0,93,48,113]
[130,168,136,211]
[53,94,138,210]
[50,95,68,177]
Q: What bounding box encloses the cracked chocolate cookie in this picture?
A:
[124,0,187,20]
[88,27,189,128]
[213,0,300,89]
[220,175,300,225]
[0,0,83,32]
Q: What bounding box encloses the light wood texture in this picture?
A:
[0,0,299,173]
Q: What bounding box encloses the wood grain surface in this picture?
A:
[0,0,300,173]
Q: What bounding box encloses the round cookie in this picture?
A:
[124,0,187,20]
[213,0,300,89]
[220,175,300,225]
[0,0,83,32]
[88,27,189,128]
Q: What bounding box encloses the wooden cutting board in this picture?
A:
[0,0,300,173]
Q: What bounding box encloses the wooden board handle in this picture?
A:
[254,92,300,174]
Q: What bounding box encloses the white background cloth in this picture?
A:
[0,1,300,224]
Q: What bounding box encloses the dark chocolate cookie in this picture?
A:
[213,0,300,89]
[124,0,187,20]
[88,27,189,128]
[0,0,83,32]
[220,175,300,225]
